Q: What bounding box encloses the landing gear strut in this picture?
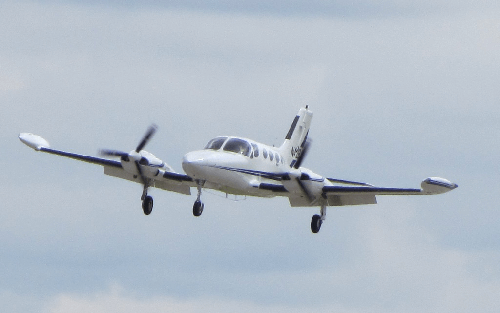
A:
[311,204,326,233]
[193,180,204,217]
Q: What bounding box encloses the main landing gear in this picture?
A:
[193,180,204,217]
[140,180,205,217]
[141,183,153,215]
[311,204,327,233]
[142,195,153,215]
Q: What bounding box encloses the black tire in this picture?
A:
[142,196,153,215]
[193,200,204,217]
[311,214,322,233]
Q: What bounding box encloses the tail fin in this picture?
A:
[279,106,313,168]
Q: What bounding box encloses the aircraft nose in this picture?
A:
[182,150,213,179]
[182,151,206,166]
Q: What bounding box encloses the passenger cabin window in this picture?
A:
[205,137,227,150]
[262,148,268,159]
[275,153,280,165]
[251,143,259,157]
[223,138,251,157]
[269,152,274,161]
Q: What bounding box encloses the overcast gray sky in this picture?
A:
[1,0,499,312]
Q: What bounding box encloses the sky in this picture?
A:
[1,0,500,312]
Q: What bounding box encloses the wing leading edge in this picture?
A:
[288,176,457,207]
[19,133,194,195]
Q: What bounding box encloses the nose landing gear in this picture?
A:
[193,180,205,217]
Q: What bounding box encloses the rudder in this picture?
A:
[279,106,313,168]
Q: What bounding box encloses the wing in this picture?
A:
[103,165,193,195]
[40,146,123,168]
[19,133,194,195]
[286,171,457,207]
[321,177,457,206]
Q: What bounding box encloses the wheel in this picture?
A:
[193,200,204,217]
[142,196,153,215]
[311,214,322,233]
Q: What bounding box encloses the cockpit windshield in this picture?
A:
[223,138,251,157]
[204,137,227,150]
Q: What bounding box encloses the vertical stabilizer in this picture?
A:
[279,106,313,168]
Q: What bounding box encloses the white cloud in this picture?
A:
[0,62,24,94]
[2,1,500,313]
[42,284,319,313]
[35,205,500,313]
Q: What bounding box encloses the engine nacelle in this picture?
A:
[120,150,174,178]
[281,167,325,199]
[421,177,458,194]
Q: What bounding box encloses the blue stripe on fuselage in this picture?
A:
[210,165,287,181]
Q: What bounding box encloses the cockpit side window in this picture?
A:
[223,138,251,157]
[251,143,259,158]
[204,137,227,150]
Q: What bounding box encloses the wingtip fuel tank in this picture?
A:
[19,133,50,151]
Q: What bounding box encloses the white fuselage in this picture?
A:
[182,136,330,200]
[182,137,285,195]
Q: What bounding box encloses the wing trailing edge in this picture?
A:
[20,132,195,195]
[323,177,457,197]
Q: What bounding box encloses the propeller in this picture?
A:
[293,138,312,169]
[99,149,130,161]
[135,124,157,153]
[100,124,157,159]
[99,124,158,190]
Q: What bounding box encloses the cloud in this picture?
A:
[0,73,24,94]
[2,1,500,313]
[35,202,500,313]
[31,0,500,17]
[42,285,313,313]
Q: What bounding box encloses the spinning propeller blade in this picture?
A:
[293,138,312,169]
[99,124,158,162]
[135,124,157,153]
[99,149,129,159]
[135,160,147,185]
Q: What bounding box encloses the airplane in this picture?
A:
[19,106,457,233]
